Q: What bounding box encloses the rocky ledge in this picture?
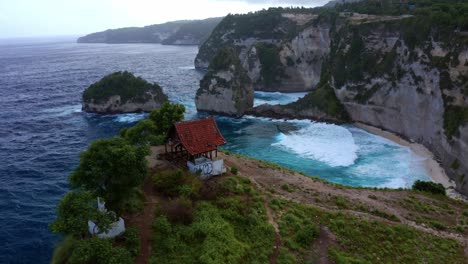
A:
[82,71,168,114]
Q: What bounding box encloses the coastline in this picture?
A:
[354,123,467,201]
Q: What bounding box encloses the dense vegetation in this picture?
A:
[412,180,447,196]
[151,174,275,263]
[82,71,168,104]
[255,42,287,88]
[78,18,222,45]
[149,169,467,263]
[50,102,185,264]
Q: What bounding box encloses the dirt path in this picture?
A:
[125,177,158,264]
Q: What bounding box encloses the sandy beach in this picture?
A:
[354,123,466,200]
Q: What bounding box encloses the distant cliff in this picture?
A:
[195,1,468,195]
[82,71,168,114]
[196,47,254,117]
[77,17,222,45]
[196,9,330,92]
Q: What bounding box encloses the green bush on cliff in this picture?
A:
[69,137,149,213]
[289,81,348,120]
[255,42,286,88]
[444,105,468,139]
[209,47,241,71]
[83,71,168,104]
[412,180,446,196]
[121,102,185,145]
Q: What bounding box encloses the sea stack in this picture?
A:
[195,47,254,117]
[82,71,168,114]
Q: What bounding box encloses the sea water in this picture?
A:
[0,38,430,263]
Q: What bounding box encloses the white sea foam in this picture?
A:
[254,91,307,107]
[114,113,146,123]
[272,122,359,167]
[41,104,82,117]
[178,66,195,70]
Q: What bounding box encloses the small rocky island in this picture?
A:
[82,71,168,114]
[195,48,254,117]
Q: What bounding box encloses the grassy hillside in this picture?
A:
[146,149,468,263]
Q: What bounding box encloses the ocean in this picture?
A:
[0,38,430,263]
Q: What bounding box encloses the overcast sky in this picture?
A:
[0,0,330,38]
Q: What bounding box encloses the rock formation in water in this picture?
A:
[82,71,168,114]
[195,48,254,117]
[77,17,222,46]
[195,2,468,195]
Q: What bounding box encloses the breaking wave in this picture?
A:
[273,122,359,167]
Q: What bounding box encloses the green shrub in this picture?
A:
[412,180,446,196]
[451,159,460,170]
[123,227,141,257]
[277,248,297,264]
[152,170,202,198]
[429,220,446,230]
[281,184,295,193]
[335,196,349,209]
[295,224,319,247]
[118,188,145,214]
[160,197,194,225]
[51,236,77,264]
[230,166,238,175]
[68,237,133,264]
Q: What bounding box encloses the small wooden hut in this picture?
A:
[165,117,227,178]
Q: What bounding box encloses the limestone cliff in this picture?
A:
[324,13,468,195]
[195,3,468,195]
[196,48,254,117]
[195,9,330,92]
[82,71,168,114]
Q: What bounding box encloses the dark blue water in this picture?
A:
[0,38,430,263]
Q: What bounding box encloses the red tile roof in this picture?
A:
[171,117,226,155]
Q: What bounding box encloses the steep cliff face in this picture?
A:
[325,14,468,194]
[195,10,330,92]
[196,48,254,117]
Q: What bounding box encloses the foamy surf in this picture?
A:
[272,122,359,167]
[254,91,307,107]
[114,113,147,123]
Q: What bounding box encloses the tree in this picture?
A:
[148,102,185,135]
[121,119,165,146]
[49,191,115,238]
[69,137,150,212]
